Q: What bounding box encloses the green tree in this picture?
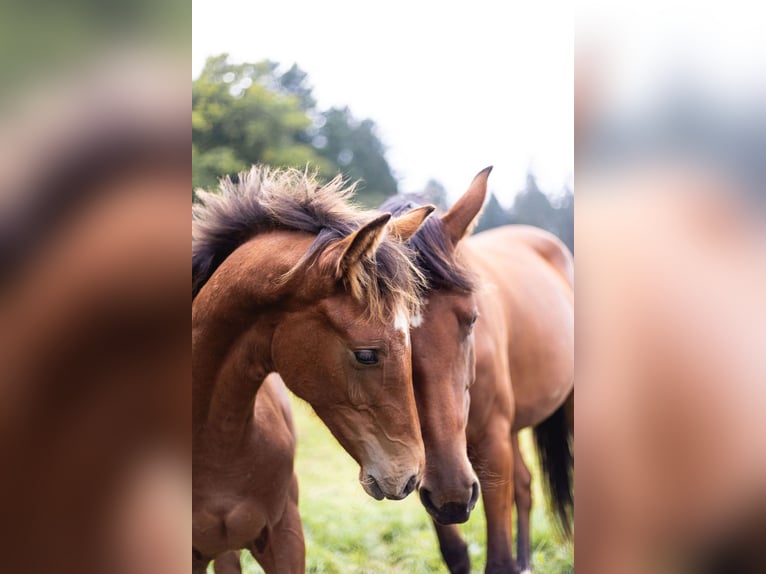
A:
[192,55,399,207]
[192,55,331,191]
[192,144,242,198]
[316,107,398,207]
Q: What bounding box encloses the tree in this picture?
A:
[552,187,574,253]
[315,107,398,207]
[192,55,399,207]
[508,172,573,253]
[475,193,513,233]
[192,144,242,200]
[511,173,554,231]
[192,55,332,191]
[420,179,449,212]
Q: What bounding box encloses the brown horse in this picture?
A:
[192,167,433,573]
[208,373,298,574]
[382,168,574,574]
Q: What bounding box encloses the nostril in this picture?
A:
[468,481,480,509]
[365,475,385,500]
[402,474,418,497]
[419,487,434,509]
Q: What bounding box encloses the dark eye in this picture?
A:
[354,349,379,365]
[468,312,479,330]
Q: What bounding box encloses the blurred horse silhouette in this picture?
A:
[575,55,766,573]
[576,170,766,573]
[0,57,189,574]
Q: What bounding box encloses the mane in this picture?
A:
[380,194,476,292]
[192,166,423,319]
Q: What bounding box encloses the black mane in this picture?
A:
[380,194,475,292]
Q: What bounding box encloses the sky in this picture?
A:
[192,0,573,206]
[577,1,766,116]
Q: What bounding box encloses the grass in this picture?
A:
[220,395,573,573]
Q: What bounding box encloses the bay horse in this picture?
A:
[381,168,574,574]
[192,167,433,573]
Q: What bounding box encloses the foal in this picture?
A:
[192,167,431,573]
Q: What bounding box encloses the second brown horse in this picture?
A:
[382,167,574,573]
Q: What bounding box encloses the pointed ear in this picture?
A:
[334,212,392,276]
[442,166,492,245]
[388,204,435,241]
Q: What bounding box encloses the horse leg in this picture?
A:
[249,474,305,574]
[213,550,242,574]
[432,522,471,574]
[512,433,533,573]
[192,552,210,574]
[473,419,516,574]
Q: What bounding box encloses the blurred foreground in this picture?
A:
[0,6,190,571]
[576,21,766,572]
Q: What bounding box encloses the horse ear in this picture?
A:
[334,212,392,275]
[388,204,435,241]
[442,166,492,245]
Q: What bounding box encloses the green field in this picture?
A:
[226,396,573,574]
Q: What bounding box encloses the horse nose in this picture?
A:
[384,473,419,500]
[364,472,420,501]
[468,480,480,509]
[419,480,480,525]
[401,473,419,498]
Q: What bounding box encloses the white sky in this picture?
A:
[192,0,573,205]
[577,1,766,117]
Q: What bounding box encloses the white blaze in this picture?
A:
[410,298,428,328]
[394,306,410,346]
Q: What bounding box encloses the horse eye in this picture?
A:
[354,349,379,365]
[468,312,479,328]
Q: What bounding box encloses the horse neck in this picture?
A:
[192,316,273,452]
[192,231,311,451]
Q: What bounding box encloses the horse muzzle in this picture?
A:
[419,480,480,524]
[360,467,420,501]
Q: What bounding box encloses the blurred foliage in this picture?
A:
[193,54,399,207]
[0,0,187,103]
[317,107,398,207]
[421,179,450,212]
[475,192,514,231]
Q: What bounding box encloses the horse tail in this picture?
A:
[533,400,574,537]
